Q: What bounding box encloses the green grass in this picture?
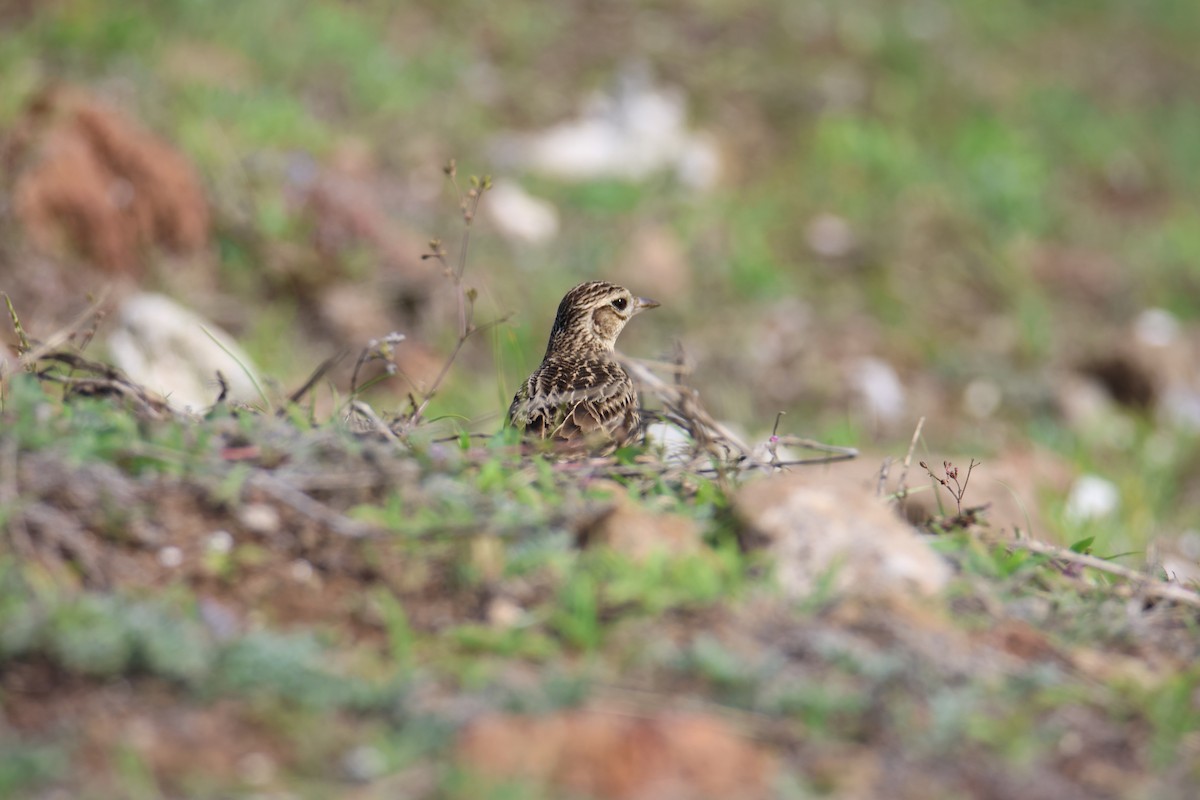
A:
[1,367,1199,796]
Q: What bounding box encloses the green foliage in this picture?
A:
[33,3,159,65]
[1069,536,1095,554]
[0,375,216,476]
[679,633,754,694]
[112,743,158,800]
[0,743,65,798]
[549,568,601,650]
[930,532,1038,580]
[601,548,742,612]
[1144,670,1200,768]
[450,624,559,661]
[1,375,57,450]
[212,631,359,710]
[770,681,871,735]
[372,588,417,669]
[0,581,213,681]
[550,180,653,216]
[0,566,397,719]
[949,113,1052,236]
[45,595,139,676]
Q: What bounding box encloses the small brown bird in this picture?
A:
[508,280,660,452]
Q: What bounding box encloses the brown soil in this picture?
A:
[4,84,210,274]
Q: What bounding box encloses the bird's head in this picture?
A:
[545,280,660,355]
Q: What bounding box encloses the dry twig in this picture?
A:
[1003,536,1200,609]
[623,355,856,474]
[921,457,979,517]
[622,355,759,465]
[9,290,110,369]
[347,399,401,443]
[245,471,378,539]
[399,161,497,430]
[895,415,926,499]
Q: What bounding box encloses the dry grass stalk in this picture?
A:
[244,472,378,539]
[622,354,857,474]
[1004,536,1200,609]
[31,351,175,420]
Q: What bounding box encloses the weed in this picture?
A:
[920,458,988,530]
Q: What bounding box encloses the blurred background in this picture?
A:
[1,0,1198,557]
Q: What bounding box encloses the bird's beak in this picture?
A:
[633,296,660,315]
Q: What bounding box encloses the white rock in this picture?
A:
[238,502,281,535]
[1162,385,1200,431]
[206,529,234,554]
[736,474,950,599]
[805,213,856,259]
[963,378,1002,420]
[1156,530,1200,585]
[290,559,315,583]
[157,546,183,568]
[748,434,804,466]
[237,751,276,787]
[645,421,693,462]
[1133,307,1179,348]
[342,745,387,783]
[486,596,526,629]
[1064,474,1120,522]
[849,356,907,425]
[1056,374,1115,429]
[490,65,720,190]
[1180,529,1200,560]
[484,179,560,245]
[678,131,722,190]
[107,292,262,412]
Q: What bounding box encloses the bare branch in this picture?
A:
[1004,536,1200,609]
[895,415,925,500]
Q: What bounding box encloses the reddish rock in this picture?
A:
[457,707,776,800]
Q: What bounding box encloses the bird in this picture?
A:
[508,280,660,453]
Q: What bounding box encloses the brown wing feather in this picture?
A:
[507,354,640,451]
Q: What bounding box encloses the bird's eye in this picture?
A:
[611,297,628,311]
